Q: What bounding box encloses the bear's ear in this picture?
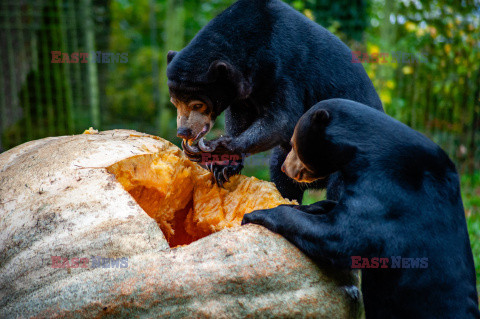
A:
[208,61,230,80]
[167,51,177,64]
[312,109,330,124]
[208,60,252,99]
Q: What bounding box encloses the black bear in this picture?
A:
[242,98,480,318]
[166,0,383,202]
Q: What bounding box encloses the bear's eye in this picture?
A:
[188,100,206,112]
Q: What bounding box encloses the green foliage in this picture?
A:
[464,172,480,298]
[104,0,162,133]
[462,172,480,215]
[467,214,480,296]
[364,0,480,174]
[284,0,369,41]
[458,174,479,296]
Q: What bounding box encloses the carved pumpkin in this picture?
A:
[0,130,359,318]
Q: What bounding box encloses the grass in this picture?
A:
[462,173,480,298]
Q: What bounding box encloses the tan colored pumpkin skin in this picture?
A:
[0,130,360,318]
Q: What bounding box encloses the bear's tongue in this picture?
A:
[189,124,210,145]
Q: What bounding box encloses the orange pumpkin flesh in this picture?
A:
[106,146,296,247]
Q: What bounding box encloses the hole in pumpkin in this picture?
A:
[129,185,199,246]
[106,144,296,248]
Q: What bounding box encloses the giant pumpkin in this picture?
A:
[0,130,360,318]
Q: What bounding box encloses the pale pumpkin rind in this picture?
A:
[0,129,360,318]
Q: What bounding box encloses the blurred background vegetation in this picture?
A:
[0,0,479,295]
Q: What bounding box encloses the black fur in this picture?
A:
[242,99,480,318]
[167,0,382,202]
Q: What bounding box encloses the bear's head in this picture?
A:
[282,104,357,183]
[166,51,252,144]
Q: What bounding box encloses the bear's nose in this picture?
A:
[177,127,193,139]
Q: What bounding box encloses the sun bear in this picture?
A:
[242,98,480,318]
[166,0,382,202]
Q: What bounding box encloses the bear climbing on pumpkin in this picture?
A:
[242,99,480,318]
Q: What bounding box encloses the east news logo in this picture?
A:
[351,256,428,269]
[51,51,128,64]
